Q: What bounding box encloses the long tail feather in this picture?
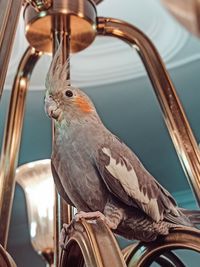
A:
[179,208,200,225]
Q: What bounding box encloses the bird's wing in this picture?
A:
[51,160,75,207]
[95,141,179,222]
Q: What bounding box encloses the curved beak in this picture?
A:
[44,95,60,120]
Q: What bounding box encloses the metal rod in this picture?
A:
[52,13,73,267]
[97,17,200,205]
[0,0,23,100]
[124,227,200,267]
[0,47,41,247]
[60,219,126,267]
[161,251,186,267]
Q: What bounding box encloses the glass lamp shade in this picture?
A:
[16,159,54,265]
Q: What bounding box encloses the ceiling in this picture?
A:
[4,0,200,89]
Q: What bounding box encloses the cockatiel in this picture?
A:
[44,43,199,242]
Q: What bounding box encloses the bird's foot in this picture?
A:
[59,221,75,249]
[75,210,118,229]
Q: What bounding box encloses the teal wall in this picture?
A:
[0,58,200,266]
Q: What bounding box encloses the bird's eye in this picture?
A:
[65,90,73,97]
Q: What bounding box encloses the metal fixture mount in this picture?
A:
[25,0,52,11]
[24,0,99,53]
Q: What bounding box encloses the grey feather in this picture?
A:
[45,48,198,242]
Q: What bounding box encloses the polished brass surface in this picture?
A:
[125,227,200,267]
[97,17,200,205]
[156,251,186,267]
[16,159,54,265]
[52,22,73,267]
[26,0,102,11]
[122,244,138,262]
[0,0,23,99]
[0,244,17,267]
[123,244,186,267]
[162,0,200,37]
[26,0,52,11]
[60,219,126,267]
[24,0,97,53]
[0,47,41,247]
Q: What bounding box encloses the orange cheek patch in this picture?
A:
[75,96,92,113]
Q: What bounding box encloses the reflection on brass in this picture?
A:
[16,159,54,266]
[161,0,200,37]
[156,251,186,267]
[122,244,138,263]
[126,227,200,267]
[123,244,186,267]
[25,0,103,11]
[0,47,41,247]
[24,0,97,53]
[0,0,23,100]
[0,244,17,267]
[97,17,200,205]
[60,219,126,267]
[26,0,52,11]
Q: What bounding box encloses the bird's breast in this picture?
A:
[52,131,108,212]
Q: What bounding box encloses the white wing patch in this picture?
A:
[102,147,161,222]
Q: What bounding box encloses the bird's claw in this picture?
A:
[59,220,76,248]
[74,211,117,229]
[60,210,118,248]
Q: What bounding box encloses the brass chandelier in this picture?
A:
[0,0,200,266]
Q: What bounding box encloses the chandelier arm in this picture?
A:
[60,219,126,267]
[160,251,186,267]
[97,16,200,206]
[51,16,75,267]
[0,46,42,248]
[0,244,17,267]
[124,227,200,267]
[153,254,184,267]
[0,0,23,101]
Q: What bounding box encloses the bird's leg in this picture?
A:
[75,205,124,230]
[75,210,116,228]
[59,220,76,248]
[103,203,124,230]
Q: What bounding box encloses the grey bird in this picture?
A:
[44,44,199,242]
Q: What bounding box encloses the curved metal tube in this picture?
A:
[0,0,23,100]
[0,46,42,247]
[0,244,17,267]
[97,17,200,205]
[60,219,126,267]
[154,254,183,267]
[122,243,138,262]
[123,244,186,267]
[52,16,74,267]
[124,227,200,267]
[159,251,186,267]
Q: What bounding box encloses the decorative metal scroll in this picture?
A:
[0,244,17,267]
[97,17,200,206]
[60,219,126,267]
[124,227,200,267]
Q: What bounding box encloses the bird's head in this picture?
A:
[45,85,96,123]
[44,42,96,124]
